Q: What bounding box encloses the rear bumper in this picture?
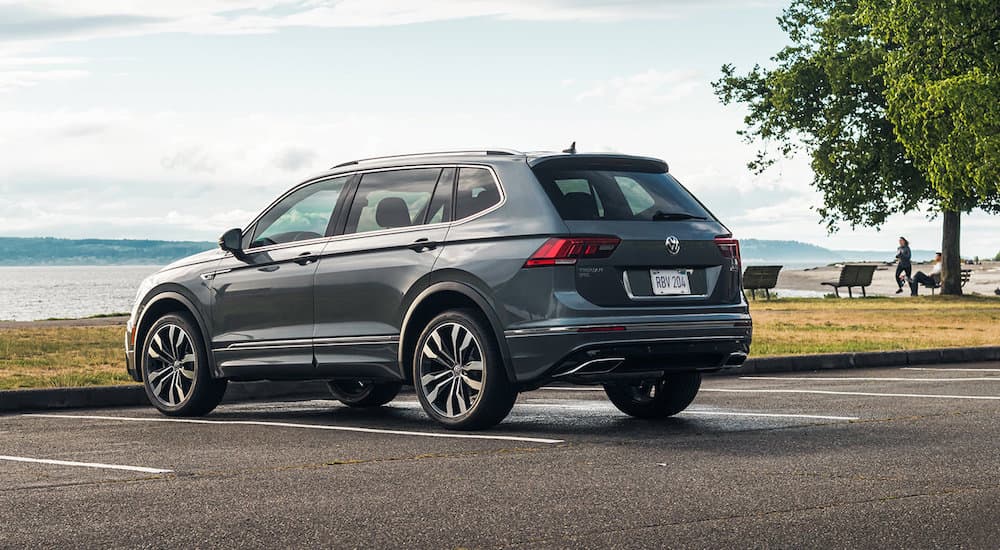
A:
[504,315,752,387]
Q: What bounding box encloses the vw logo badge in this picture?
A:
[665,236,681,255]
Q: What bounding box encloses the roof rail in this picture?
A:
[330,149,523,169]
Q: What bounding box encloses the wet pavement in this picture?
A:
[2,363,999,548]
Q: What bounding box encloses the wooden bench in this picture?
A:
[821,264,877,298]
[920,269,972,294]
[743,265,782,300]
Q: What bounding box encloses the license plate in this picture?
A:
[650,269,691,295]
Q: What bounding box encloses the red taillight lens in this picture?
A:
[715,236,741,270]
[524,237,620,267]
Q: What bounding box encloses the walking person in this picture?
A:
[894,236,912,294]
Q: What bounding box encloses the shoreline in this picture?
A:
[2,261,997,325]
[769,260,1000,298]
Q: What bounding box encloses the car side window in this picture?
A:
[424,167,455,225]
[247,176,348,249]
[344,168,442,235]
[454,167,501,220]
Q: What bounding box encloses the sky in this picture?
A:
[1,0,997,256]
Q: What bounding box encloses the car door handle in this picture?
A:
[409,238,437,253]
[294,252,318,265]
[258,265,280,273]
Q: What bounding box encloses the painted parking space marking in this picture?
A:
[902,367,1000,372]
[0,455,172,474]
[27,414,565,444]
[491,402,858,421]
[741,376,1000,382]
[681,410,858,421]
[702,388,1000,400]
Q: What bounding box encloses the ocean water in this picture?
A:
[0,262,834,322]
[0,266,161,321]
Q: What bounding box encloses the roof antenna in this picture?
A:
[562,141,577,154]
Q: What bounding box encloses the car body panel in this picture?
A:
[209,241,325,375]
[312,225,449,376]
[126,150,752,392]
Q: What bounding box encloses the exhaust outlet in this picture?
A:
[555,357,625,377]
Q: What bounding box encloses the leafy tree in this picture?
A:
[859,0,1000,293]
[713,0,1000,294]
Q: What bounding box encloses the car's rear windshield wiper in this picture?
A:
[651,211,707,221]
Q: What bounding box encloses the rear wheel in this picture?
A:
[141,313,227,416]
[413,309,516,430]
[327,380,401,407]
[603,372,701,419]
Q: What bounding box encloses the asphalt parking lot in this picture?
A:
[3,363,1000,549]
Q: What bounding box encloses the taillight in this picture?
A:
[524,237,620,267]
[715,236,741,271]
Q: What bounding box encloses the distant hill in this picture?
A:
[740,239,937,266]
[0,237,215,266]
[0,236,938,267]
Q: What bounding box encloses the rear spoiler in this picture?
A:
[527,154,668,173]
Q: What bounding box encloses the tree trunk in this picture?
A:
[940,210,962,295]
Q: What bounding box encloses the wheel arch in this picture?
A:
[398,282,514,385]
[134,288,217,380]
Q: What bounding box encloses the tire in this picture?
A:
[413,309,516,430]
[327,380,402,407]
[603,372,701,419]
[140,313,227,416]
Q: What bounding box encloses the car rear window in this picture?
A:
[532,168,712,222]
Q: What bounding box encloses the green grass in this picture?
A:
[748,295,1000,356]
[1,295,998,389]
[0,326,133,390]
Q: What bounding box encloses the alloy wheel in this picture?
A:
[145,324,197,407]
[418,322,486,418]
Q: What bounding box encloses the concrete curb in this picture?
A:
[0,380,331,413]
[2,346,998,412]
[719,345,1000,376]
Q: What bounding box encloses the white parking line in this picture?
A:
[741,376,1000,382]
[902,367,1000,372]
[515,402,857,421]
[0,455,172,474]
[27,414,565,444]
[702,388,1000,400]
[682,411,858,421]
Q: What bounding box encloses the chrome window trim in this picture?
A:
[230,163,506,256]
[242,173,355,253]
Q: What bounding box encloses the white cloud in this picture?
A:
[0,54,89,91]
[575,69,704,111]
[0,68,88,91]
[0,0,760,49]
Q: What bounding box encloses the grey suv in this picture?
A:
[126,149,751,429]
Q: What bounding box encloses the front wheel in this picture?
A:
[327,380,401,407]
[413,309,516,430]
[603,372,701,419]
[141,313,227,416]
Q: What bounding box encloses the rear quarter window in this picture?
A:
[455,168,502,220]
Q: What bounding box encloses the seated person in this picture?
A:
[910,252,942,295]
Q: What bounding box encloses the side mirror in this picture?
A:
[218,228,246,259]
